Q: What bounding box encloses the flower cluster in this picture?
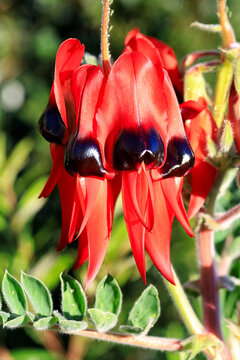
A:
[38,31,195,287]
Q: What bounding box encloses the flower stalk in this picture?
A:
[101,0,112,76]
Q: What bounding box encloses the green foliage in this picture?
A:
[120,285,160,335]
[2,270,27,315]
[21,272,52,317]
[94,274,122,315]
[60,271,87,321]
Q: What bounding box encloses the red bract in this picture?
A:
[39,36,194,287]
[229,83,240,155]
[125,28,183,97]
[181,98,218,219]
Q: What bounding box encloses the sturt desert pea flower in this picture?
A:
[96,49,194,284]
[38,38,121,287]
[124,28,183,98]
[39,37,194,287]
[181,98,218,219]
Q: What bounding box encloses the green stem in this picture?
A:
[163,268,204,335]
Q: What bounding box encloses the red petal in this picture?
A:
[229,83,240,155]
[57,173,81,251]
[161,177,194,237]
[97,51,168,168]
[85,178,119,288]
[145,180,175,284]
[71,65,106,134]
[73,229,89,269]
[122,169,154,231]
[122,171,147,284]
[39,144,64,198]
[54,39,84,127]
[125,29,183,95]
[188,160,217,219]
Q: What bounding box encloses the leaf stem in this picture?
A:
[101,0,112,77]
[62,329,184,351]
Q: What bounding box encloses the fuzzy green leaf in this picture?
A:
[21,272,52,317]
[59,319,88,333]
[2,271,27,315]
[33,316,57,330]
[119,325,143,335]
[0,311,10,324]
[95,275,122,315]
[4,315,29,329]
[124,285,160,335]
[60,272,87,321]
[88,309,118,333]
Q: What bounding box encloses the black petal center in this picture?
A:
[38,105,67,144]
[161,137,195,178]
[65,135,106,178]
[113,128,164,171]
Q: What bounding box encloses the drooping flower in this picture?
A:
[39,35,194,287]
[96,49,194,283]
[124,28,183,98]
[181,98,218,219]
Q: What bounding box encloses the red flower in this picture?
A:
[181,98,218,219]
[124,28,183,97]
[39,36,194,287]
[97,50,194,283]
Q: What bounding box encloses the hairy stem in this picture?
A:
[197,170,232,359]
[164,268,204,335]
[101,0,111,76]
[197,226,223,339]
[218,0,235,48]
[63,329,183,352]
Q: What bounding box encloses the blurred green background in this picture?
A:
[1,0,240,359]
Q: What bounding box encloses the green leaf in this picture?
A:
[59,319,88,333]
[122,285,160,335]
[4,314,29,329]
[182,334,223,359]
[60,272,87,321]
[21,272,52,317]
[53,310,65,322]
[34,316,58,331]
[2,271,27,315]
[88,309,118,333]
[0,311,10,324]
[0,291,2,310]
[119,325,143,335]
[95,275,122,315]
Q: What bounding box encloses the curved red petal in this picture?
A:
[39,144,64,198]
[145,180,175,284]
[56,173,81,251]
[85,178,118,288]
[188,160,217,219]
[122,169,154,231]
[54,39,84,127]
[161,177,193,237]
[73,229,89,270]
[71,65,106,133]
[122,172,146,284]
[125,29,183,95]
